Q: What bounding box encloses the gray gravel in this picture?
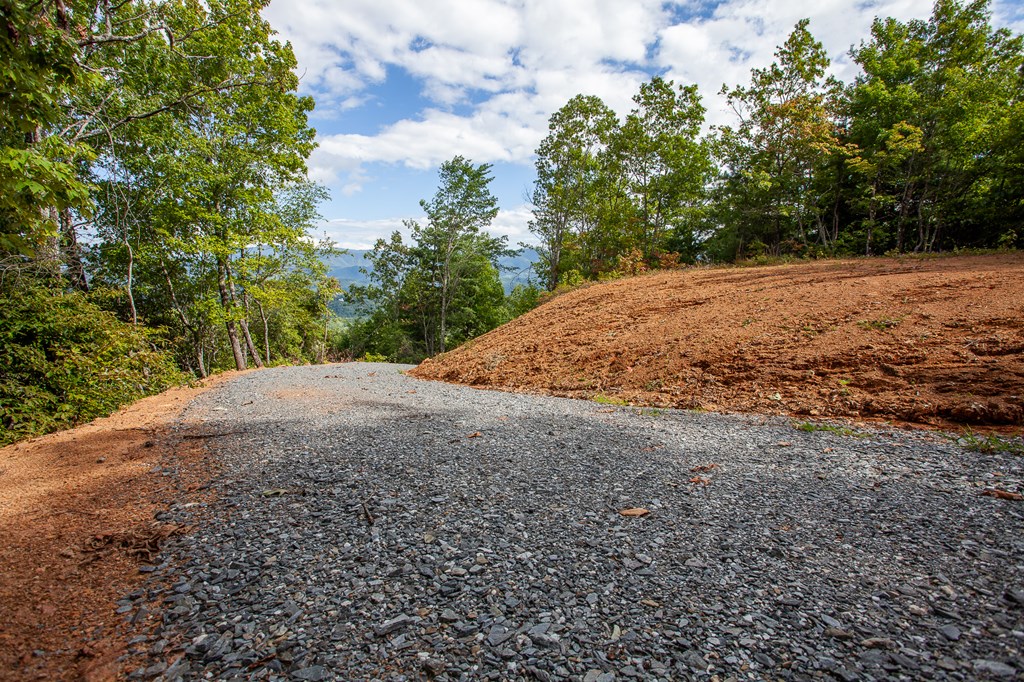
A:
[124,363,1023,681]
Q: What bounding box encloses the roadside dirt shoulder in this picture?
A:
[0,372,241,681]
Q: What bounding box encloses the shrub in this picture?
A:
[0,279,185,445]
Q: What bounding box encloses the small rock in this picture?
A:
[938,624,961,641]
[973,660,1017,678]
[819,615,842,629]
[293,665,329,681]
[681,650,707,672]
[487,625,513,647]
[823,627,853,640]
[375,615,413,636]
[423,658,446,676]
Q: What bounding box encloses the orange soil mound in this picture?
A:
[0,373,240,681]
[413,254,1024,429]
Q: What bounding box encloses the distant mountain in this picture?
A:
[323,248,540,294]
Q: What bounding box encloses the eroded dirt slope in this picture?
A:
[413,254,1024,428]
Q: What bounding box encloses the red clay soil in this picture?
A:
[414,254,1024,430]
[0,373,239,681]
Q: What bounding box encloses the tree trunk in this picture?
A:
[217,256,247,371]
[125,239,137,325]
[60,209,89,292]
[256,297,271,365]
[234,282,263,368]
[195,337,208,379]
[239,318,264,368]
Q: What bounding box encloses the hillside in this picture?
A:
[413,254,1024,428]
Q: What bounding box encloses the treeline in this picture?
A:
[338,157,540,363]
[529,0,1024,289]
[1,0,331,443]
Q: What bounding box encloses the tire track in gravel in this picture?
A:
[125,363,1023,681]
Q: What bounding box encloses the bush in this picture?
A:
[0,278,185,445]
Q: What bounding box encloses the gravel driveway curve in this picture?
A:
[129,363,1023,681]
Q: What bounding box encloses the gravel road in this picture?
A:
[128,363,1023,681]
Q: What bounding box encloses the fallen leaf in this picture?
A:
[688,476,711,485]
[262,487,304,497]
[367,372,376,377]
[690,463,718,473]
[467,431,482,439]
[619,508,650,517]
[861,637,894,649]
[406,390,417,394]
[596,408,616,413]
[982,489,1023,501]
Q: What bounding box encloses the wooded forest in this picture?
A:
[2,0,1022,442]
[1,0,334,444]
[527,0,1024,289]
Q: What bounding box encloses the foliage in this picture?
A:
[0,275,184,446]
[0,0,332,444]
[337,157,523,363]
[529,79,711,289]
[532,1,1023,268]
[951,428,1024,455]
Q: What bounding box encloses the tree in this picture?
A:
[715,19,845,258]
[409,156,505,354]
[529,95,619,289]
[0,0,92,258]
[345,158,511,360]
[845,0,1024,252]
[612,77,712,262]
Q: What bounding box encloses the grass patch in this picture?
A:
[593,394,629,406]
[635,407,665,417]
[793,421,868,438]
[951,428,1024,455]
[858,317,903,332]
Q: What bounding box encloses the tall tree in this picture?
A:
[529,95,619,289]
[846,0,1024,252]
[409,156,505,354]
[715,19,844,258]
[612,77,712,262]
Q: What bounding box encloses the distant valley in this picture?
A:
[323,248,540,294]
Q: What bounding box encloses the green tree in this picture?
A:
[529,95,620,289]
[346,158,511,360]
[715,19,844,258]
[408,156,505,354]
[845,0,1024,252]
[612,77,712,262]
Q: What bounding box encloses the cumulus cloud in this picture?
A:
[318,204,533,251]
[267,0,1018,241]
[318,217,413,250]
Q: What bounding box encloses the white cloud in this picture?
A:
[657,0,936,126]
[317,217,413,250]
[491,204,535,246]
[268,0,1019,242]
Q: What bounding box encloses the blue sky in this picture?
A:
[263,0,1024,250]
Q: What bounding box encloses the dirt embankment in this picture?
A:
[0,374,237,681]
[414,254,1024,429]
